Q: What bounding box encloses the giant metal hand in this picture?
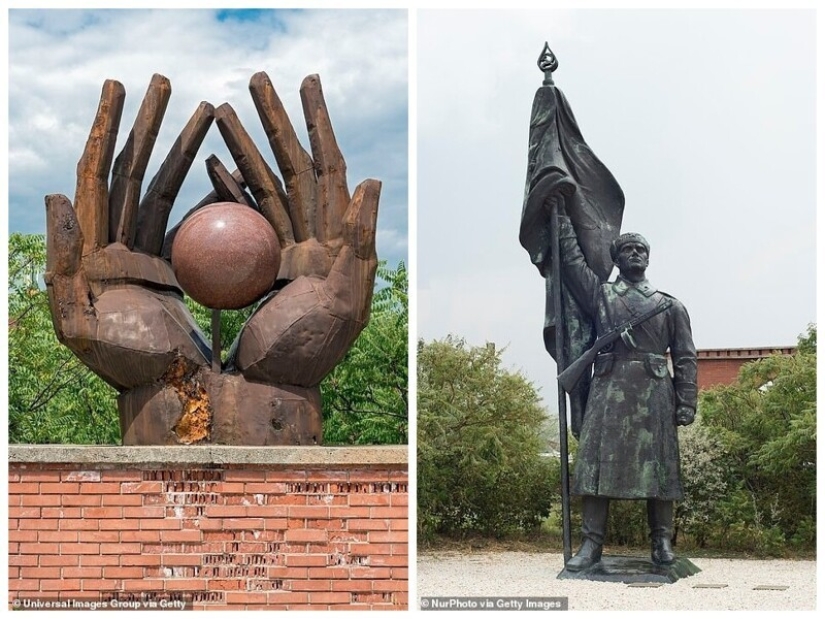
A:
[45,75,214,399]
[212,72,380,386]
[45,73,380,446]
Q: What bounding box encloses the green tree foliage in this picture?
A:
[418,337,555,539]
[695,325,816,553]
[674,415,733,548]
[8,233,120,444]
[321,262,408,444]
[185,298,255,363]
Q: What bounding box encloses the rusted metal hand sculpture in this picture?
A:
[210,72,381,387]
[45,73,381,446]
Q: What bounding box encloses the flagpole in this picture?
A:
[550,197,573,565]
[539,43,572,565]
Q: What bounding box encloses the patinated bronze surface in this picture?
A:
[558,221,697,574]
[520,49,624,441]
[520,46,698,578]
[560,224,697,501]
[44,72,381,446]
[558,555,701,584]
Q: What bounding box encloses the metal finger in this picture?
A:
[214,102,295,246]
[109,74,171,249]
[320,179,381,330]
[249,71,316,242]
[45,194,83,279]
[342,179,381,260]
[205,154,255,207]
[299,74,350,242]
[74,79,125,256]
[135,100,215,255]
[44,193,98,345]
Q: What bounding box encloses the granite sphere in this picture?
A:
[171,202,280,309]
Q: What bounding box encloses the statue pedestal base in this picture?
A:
[119,366,323,446]
[557,555,701,584]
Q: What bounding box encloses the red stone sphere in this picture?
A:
[171,202,280,310]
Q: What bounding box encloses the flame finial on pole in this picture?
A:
[538,42,559,85]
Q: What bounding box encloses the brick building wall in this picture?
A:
[696,347,796,390]
[8,446,408,611]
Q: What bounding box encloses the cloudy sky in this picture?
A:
[417,9,817,413]
[7,8,408,269]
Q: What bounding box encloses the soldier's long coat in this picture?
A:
[559,217,697,500]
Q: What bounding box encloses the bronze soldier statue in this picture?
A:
[557,208,697,570]
[520,45,698,574]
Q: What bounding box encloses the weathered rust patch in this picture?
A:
[163,356,212,444]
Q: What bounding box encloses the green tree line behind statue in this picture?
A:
[418,327,816,556]
[8,233,408,445]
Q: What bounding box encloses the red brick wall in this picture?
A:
[696,347,795,390]
[697,358,748,390]
[9,464,408,610]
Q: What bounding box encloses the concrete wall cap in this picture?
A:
[8,445,408,467]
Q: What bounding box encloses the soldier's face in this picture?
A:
[615,242,649,275]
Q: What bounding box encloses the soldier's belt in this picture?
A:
[594,352,670,380]
[597,352,667,362]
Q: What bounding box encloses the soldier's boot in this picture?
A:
[648,499,676,565]
[566,496,609,572]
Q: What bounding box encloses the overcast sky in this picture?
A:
[417,9,817,413]
[7,8,408,269]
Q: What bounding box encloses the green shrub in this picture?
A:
[418,337,555,540]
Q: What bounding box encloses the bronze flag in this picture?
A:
[519,80,624,435]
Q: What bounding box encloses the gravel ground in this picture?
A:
[417,551,817,611]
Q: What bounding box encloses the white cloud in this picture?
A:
[8,146,48,176]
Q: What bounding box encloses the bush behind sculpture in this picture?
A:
[691,325,816,554]
[417,337,555,539]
